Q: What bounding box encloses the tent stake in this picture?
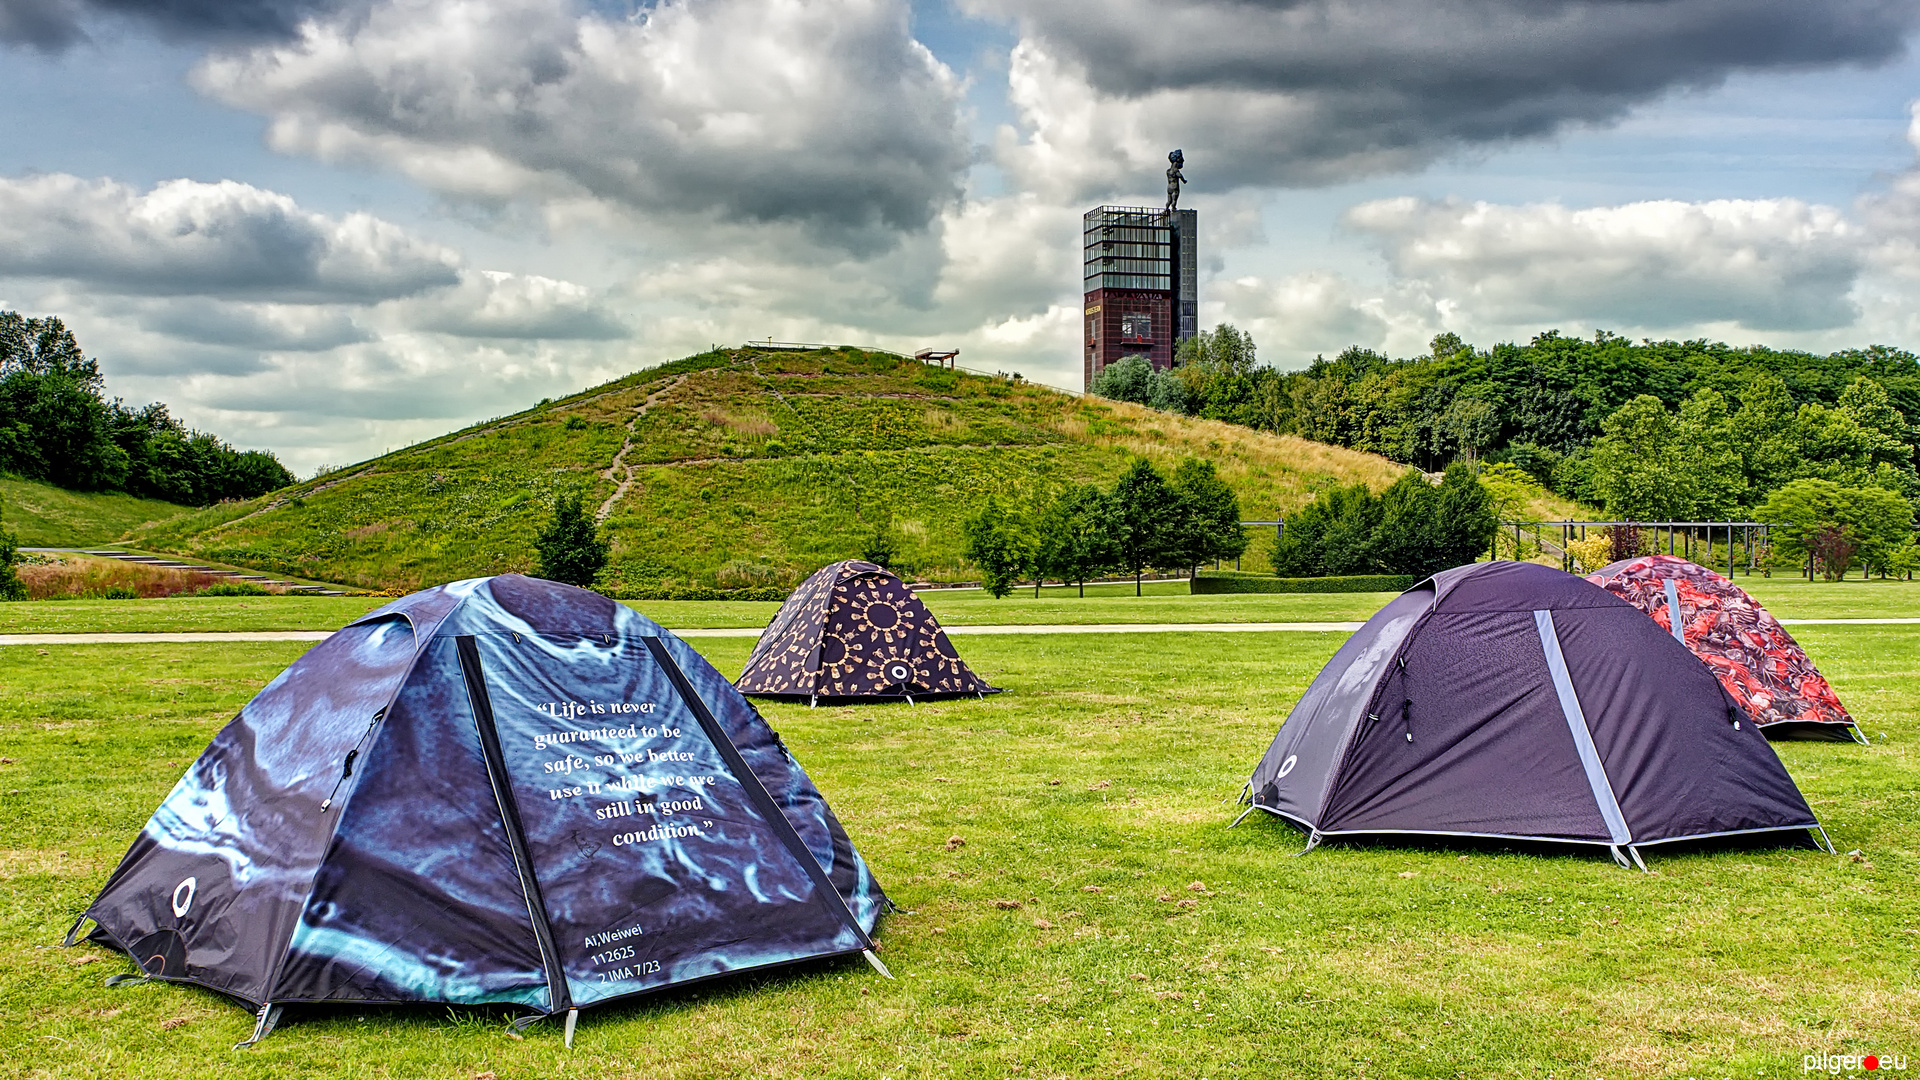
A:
[233,1003,282,1050]
[563,1008,578,1049]
[863,949,896,979]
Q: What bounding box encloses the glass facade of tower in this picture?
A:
[1082,205,1196,391]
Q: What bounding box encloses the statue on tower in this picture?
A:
[1165,149,1186,216]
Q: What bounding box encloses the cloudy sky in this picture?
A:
[9,0,1920,472]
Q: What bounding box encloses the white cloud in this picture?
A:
[1210,272,1409,367]
[1342,196,1863,332]
[0,173,461,301]
[393,270,628,340]
[195,0,969,253]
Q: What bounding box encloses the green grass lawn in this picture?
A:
[6,575,1920,635]
[1,477,192,547]
[1,621,1914,1078]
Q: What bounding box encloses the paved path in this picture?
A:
[3,616,1912,646]
[0,622,1366,645]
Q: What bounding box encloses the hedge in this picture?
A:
[603,585,791,602]
[1190,573,1415,594]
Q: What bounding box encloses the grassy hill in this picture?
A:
[130,348,1461,592]
[1,477,193,547]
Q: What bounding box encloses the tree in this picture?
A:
[1166,458,1248,571]
[1432,461,1496,568]
[1109,459,1180,594]
[1733,373,1800,497]
[963,496,1032,599]
[1670,388,1746,518]
[1757,478,1914,580]
[1438,394,1500,463]
[1271,481,1380,577]
[1370,471,1443,577]
[1089,355,1153,403]
[1090,355,1187,414]
[0,310,294,502]
[1032,485,1118,597]
[533,491,609,587]
[1588,394,1684,519]
[860,520,898,568]
[0,497,25,601]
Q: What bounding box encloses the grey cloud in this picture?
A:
[983,0,1920,195]
[132,298,374,351]
[0,0,352,50]
[0,0,89,49]
[196,0,970,253]
[0,174,462,302]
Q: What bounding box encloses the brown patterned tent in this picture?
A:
[736,561,999,704]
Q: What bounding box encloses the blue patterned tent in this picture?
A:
[68,575,889,1047]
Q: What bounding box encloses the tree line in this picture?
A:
[960,458,1249,597]
[1095,324,1920,577]
[0,312,294,505]
[1096,325,1920,486]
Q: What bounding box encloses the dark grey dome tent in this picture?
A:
[736,560,998,704]
[1237,562,1830,869]
[65,576,890,1049]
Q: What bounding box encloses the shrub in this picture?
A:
[603,584,789,602]
[534,491,609,587]
[198,582,272,597]
[1192,572,1415,594]
[0,505,23,602]
[715,559,785,587]
[17,554,225,599]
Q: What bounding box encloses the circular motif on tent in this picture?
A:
[172,877,197,917]
[866,646,928,689]
[932,630,961,660]
[847,588,910,641]
[818,634,849,667]
[1277,755,1297,779]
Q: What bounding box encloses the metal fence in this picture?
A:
[1495,521,1771,577]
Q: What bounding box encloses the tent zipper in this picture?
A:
[456,636,572,1021]
[643,637,884,971]
[321,708,385,812]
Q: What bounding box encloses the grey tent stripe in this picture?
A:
[1663,579,1685,644]
[1532,609,1632,846]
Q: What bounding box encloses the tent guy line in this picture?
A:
[2,616,1910,646]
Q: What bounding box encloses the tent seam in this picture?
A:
[1533,609,1633,848]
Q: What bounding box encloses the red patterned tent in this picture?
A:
[1587,555,1863,742]
[736,561,999,704]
